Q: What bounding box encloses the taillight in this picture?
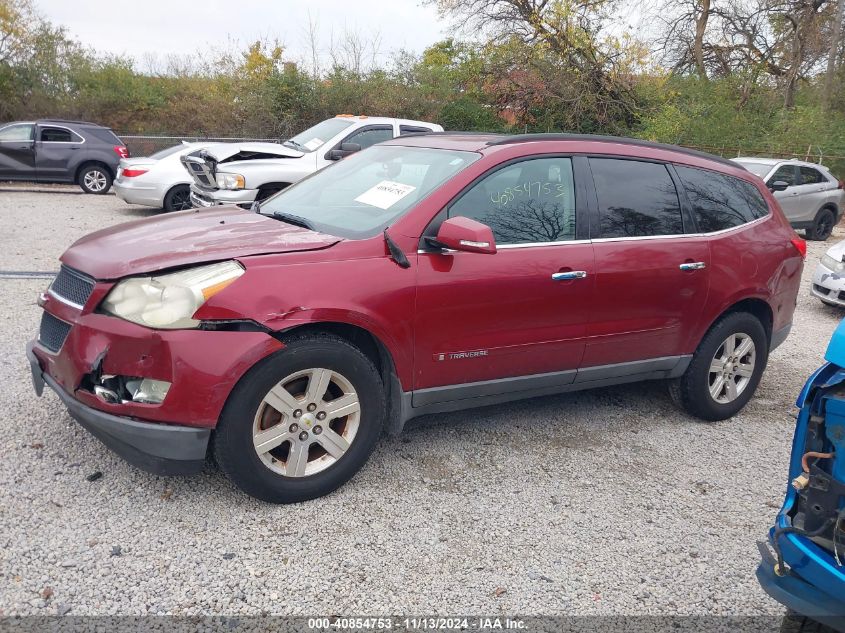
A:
[122,168,148,178]
[790,237,807,259]
[114,145,129,158]
[838,179,844,190]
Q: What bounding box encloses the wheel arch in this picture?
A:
[274,321,406,435]
[74,160,114,183]
[701,297,774,348]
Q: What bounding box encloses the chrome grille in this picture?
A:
[38,312,72,353]
[181,153,216,189]
[49,265,95,308]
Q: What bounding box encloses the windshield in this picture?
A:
[260,145,480,238]
[285,119,355,152]
[150,144,191,160]
[735,160,773,178]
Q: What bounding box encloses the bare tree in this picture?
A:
[823,0,844,108]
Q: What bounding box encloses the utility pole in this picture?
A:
[824,0,845,110]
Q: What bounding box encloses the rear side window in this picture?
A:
[82,126,122,144]
[590,158,683,238]
[40,127,81,142]
[800,166,825,185]
[676,166,769,233]
[448,156,576,244]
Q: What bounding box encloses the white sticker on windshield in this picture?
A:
[303,138,323,150]
[354,180,417,210]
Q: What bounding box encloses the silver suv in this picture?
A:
[733,157,844,240]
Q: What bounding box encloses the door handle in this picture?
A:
[552,271,587,281]
[679,262,706,271]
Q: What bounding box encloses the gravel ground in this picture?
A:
[0,185,842,618]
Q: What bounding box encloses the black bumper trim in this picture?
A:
[27,342,210,476]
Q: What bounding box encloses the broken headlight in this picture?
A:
[821,253,845,273]
[101,261,244,329]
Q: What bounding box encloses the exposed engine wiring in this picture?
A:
[801,451,836,473]
[773,518,836,575]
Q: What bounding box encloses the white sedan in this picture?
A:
[113,143,209,211]
[812,238,845,307]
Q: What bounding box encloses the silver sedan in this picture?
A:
[113,143,209,212]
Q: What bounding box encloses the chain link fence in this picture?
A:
[117,133,845,175]
[118,135,285,157]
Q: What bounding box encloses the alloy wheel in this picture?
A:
[83,170,107,192]
[708,333,756,404]
[171,188,192,210]
[252,368,360,477]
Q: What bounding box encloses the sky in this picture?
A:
[34,0,449,70]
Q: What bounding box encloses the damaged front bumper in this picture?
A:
[28,342,209,475]
[189,185,259,209]
[28,287,283,476]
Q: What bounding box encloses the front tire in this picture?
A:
[806,208,835,241]
[213,333,385,503]
[669,312,768,421]
[79,165,112,194]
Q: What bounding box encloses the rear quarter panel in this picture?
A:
[689,197,802,352]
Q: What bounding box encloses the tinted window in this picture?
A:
[448,157,576,244]
[768,164,797,186]
[676,165,769,233]
[83,127,122,144]
[800,166,825,185]
[346,127,393,150]
[0,124,33,141]
[40,127,77,142]
[590,158,683,238]
[399,125,432,135]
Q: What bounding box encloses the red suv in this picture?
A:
[27,134,805,503]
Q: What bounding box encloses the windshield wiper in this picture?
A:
[284,139,307,151]
[270,211,314,230]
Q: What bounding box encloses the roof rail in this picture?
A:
[486,133,737,168]
[36,118,104,127]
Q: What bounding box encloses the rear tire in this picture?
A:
[213,333,385,503]
[162,184,192,211]
[669,311,768,421]
[78,165,112,194]
[806,208,835,241]
[780,611,840,633]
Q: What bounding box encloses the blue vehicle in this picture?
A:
[758,320,845,632]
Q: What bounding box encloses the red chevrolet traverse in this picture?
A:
[27,134,805,502]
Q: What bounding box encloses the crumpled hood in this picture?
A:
[198,142,303,162]
[61,207,340,279]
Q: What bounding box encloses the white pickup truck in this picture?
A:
[182,116,443,208]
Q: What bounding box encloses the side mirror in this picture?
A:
[770,180,790,192]
[327,142,362,161]
[430,217,497,254]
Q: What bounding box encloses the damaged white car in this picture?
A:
[812,238,845,307]
[181,116,442,208]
